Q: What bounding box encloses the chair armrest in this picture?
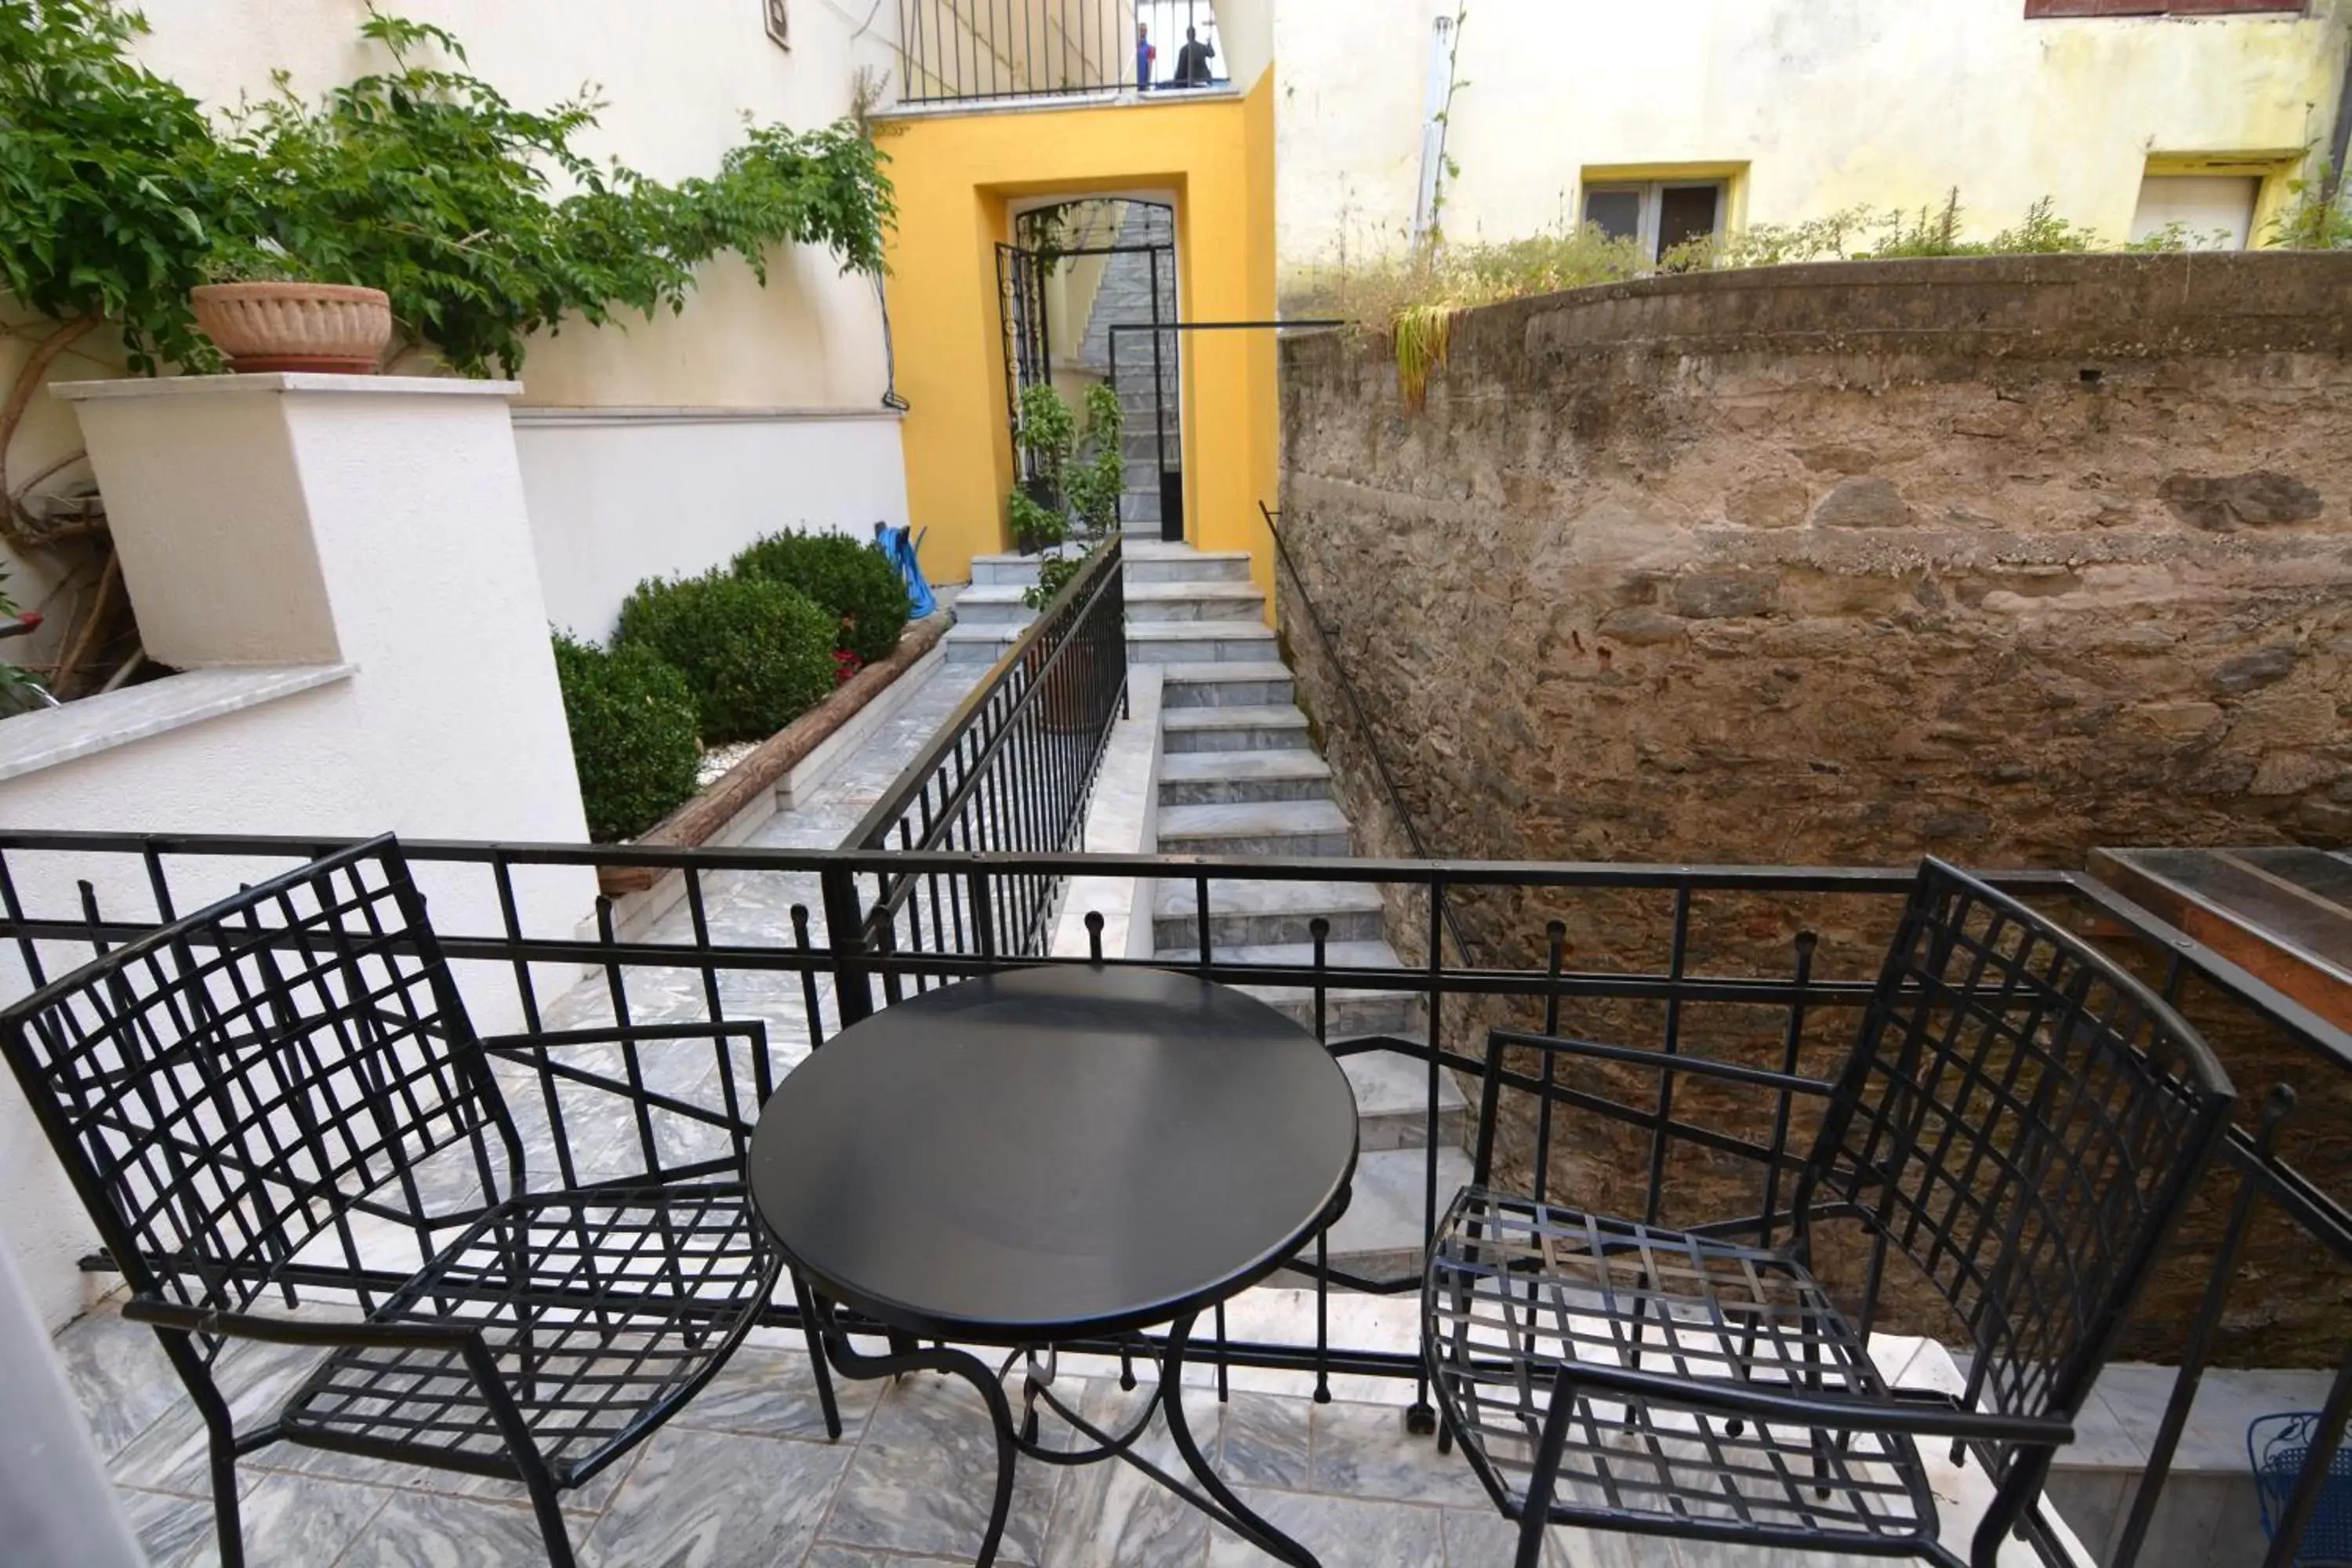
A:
[476,1018,781,1189]
[123,1294,480,1352]
[1490,1029,1835,1099]
[1523,1354,2074,1448]
[476,1020,771,1054]
[123,1295,551,1470]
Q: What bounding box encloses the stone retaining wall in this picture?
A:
[1277,253,2352,1360]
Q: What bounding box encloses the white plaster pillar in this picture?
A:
[53,372,593,853]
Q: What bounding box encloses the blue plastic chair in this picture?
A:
[2250,1411,2352,1565]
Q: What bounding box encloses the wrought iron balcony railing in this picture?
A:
[2,832,2347,1567]
[896,0,1226,107]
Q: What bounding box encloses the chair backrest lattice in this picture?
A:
[1473,859,2234,1475]
[0,837,510,1349]
[1802,860,2235,1432]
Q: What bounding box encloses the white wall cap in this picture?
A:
[52,373,523,401]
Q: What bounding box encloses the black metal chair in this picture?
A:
[0,836,836,1568]
[1425,858,2235,1568]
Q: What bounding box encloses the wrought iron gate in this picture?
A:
[995,242,1052,489]
[995,216,1182,542]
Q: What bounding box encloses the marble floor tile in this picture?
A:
[56,1301,187,1459]
[583,1425,848,1568]
[337,1490,558,1568]
[1039,1381,1224,1568]
[172,1469,395,1568]
[671,1344,883,1443]
[1310,1399,1490,1509]
[108,1335,333,1497]
[1221,1390,1313,1490]
[819,1373,1077,1566]
[1204,1486,1446,1566]
[1440,1504,1528,1565]
[801,1548,974,1568]
[116,1484,216,1568]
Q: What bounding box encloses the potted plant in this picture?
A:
[1008,383,1077,554]
[1007,381,1129,554]
[191,245,393,375]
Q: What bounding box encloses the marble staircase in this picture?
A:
[954,539,1472,1282]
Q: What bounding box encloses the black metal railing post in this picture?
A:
[820,863,873,1026]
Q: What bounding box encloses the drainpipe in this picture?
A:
[1410,13,1457,247]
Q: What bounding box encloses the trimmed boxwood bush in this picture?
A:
[615,571,837,743]
[732,530,910,665]
[551,632,702,843]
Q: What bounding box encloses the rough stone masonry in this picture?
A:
[1276,253,2352,1359]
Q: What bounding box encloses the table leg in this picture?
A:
[806,1295,1018,1567]
[1162,1312,1323,1568]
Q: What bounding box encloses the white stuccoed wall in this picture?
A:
[1274,0,2350,280]
[514,408,913,640]
[0,375,599,1332]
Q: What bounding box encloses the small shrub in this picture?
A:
[732,529,911,663]
[615,572,837,743]
[1021,550,1091,611]
[551,632,702,842]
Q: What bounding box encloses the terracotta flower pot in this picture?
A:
[190,282,393,374]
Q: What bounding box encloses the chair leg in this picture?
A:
[521,1462,579,1568]
[1515,1374,1578,1568]
[207,1430,245,1568]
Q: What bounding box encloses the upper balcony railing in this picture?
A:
[896,0,1226,107]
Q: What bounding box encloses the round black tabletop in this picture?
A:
[748,964,1359,1342]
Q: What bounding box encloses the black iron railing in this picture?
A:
[3,833,2347,1567]
[844,535,1125,997]
[896,0,1225,107]
[1261,499,1471,966]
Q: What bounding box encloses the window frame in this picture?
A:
[1581,180,1728,260]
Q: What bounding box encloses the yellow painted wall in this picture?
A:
[880,76,1279,593]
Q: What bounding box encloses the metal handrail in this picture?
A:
[851,535,1123,852]
[842,535,1127,985]
[1260,499,1475,965]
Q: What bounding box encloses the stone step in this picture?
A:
[1164,938,1428,1040]
[1123,549,1250,585]
[1316,1145,1475,1284]
[1157,750,1333,805]
[1162,704,1310,754]
[952,583,1047,624]
[967,546,1088,586]
[1152,874,1386,949]
[1156,798,1352,857]
[1161,661,1295,708]
[1341,1048,1473,1153]
[942,619,1025,666]
[1123,581,1265,622]
[1127,621,1280,664]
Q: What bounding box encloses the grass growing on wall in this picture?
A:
[1290,187,2267,397]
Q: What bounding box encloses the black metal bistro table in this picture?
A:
[749,964,1359,1567]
